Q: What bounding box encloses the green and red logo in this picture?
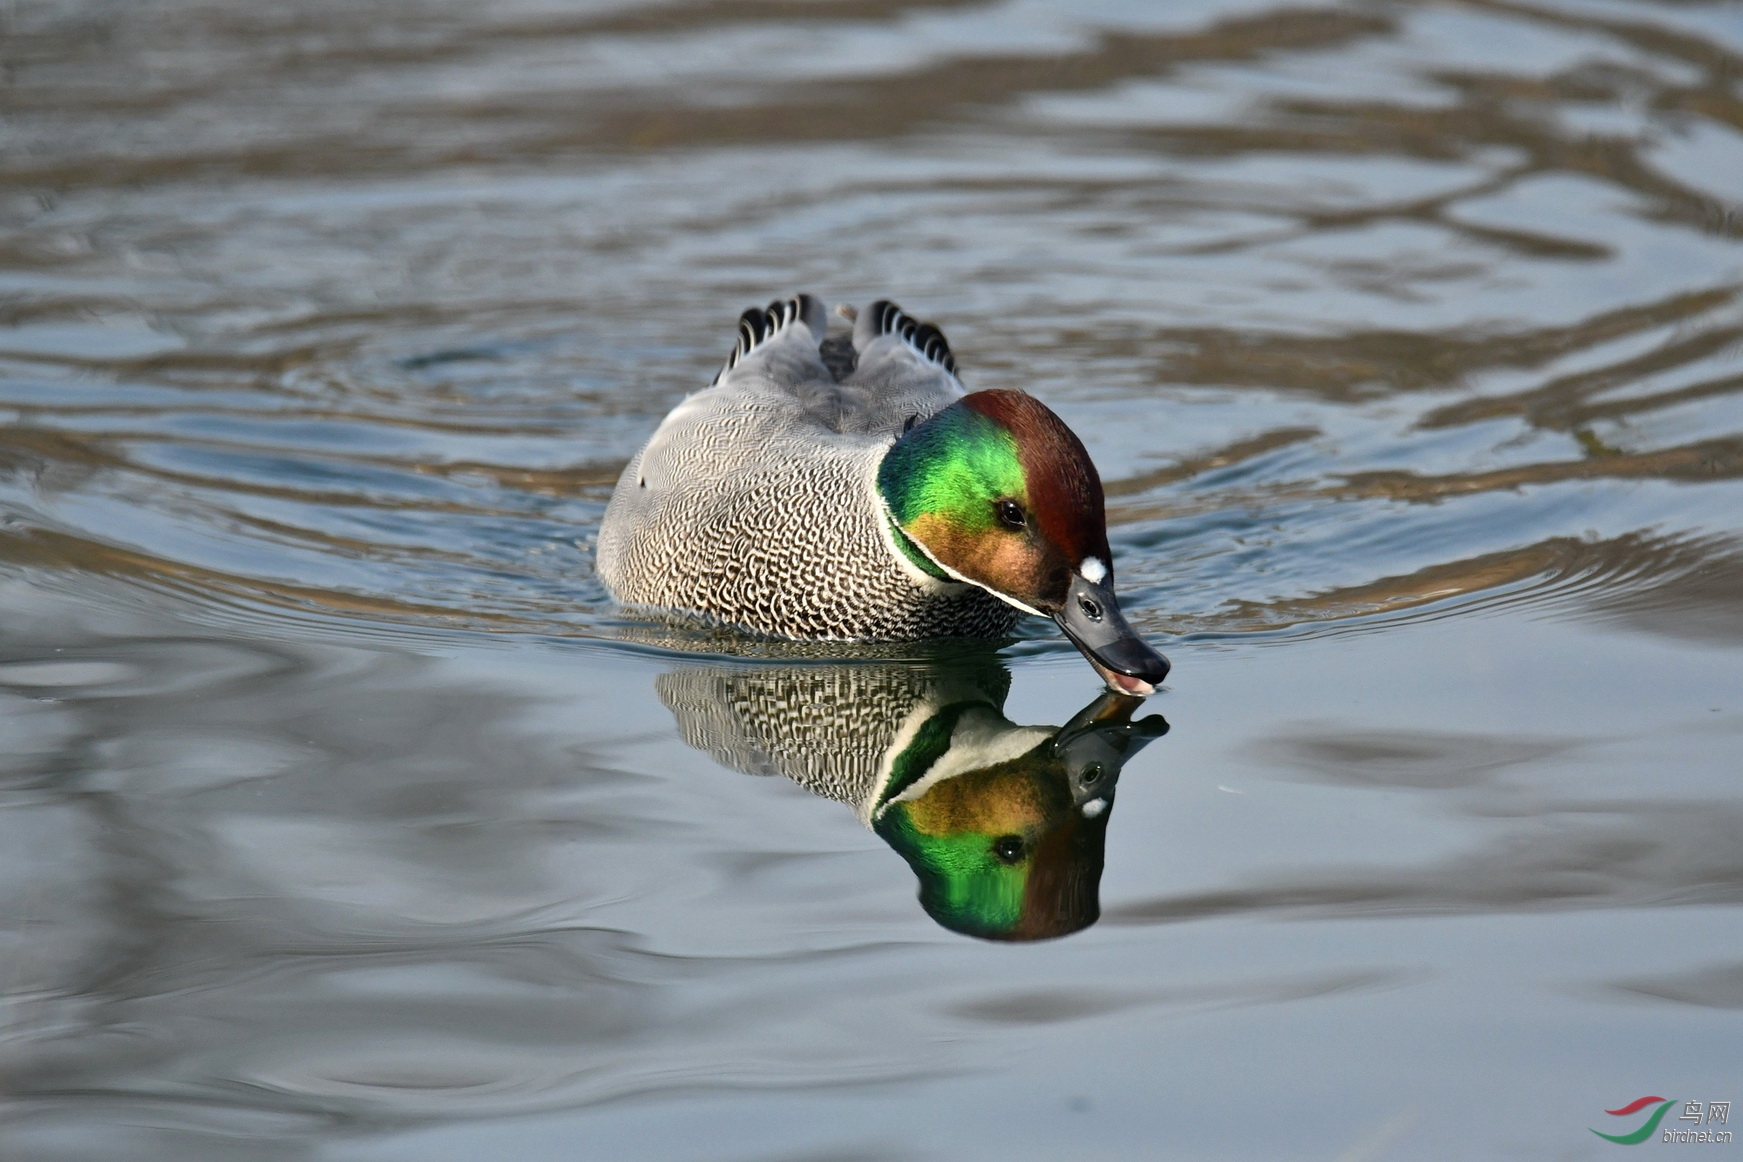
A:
[1593,1097,1676,1145]
[1593,1096,1732,1145]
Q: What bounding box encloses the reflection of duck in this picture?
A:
[658,657,1167,941]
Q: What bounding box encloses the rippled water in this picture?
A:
[3,1,1742,1158]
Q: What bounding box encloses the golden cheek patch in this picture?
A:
[903,763,1065,836]
[905,514,1049,600]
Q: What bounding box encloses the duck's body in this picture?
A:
[599,294,1171,694]
[598,295,1017,640]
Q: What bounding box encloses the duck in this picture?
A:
[597,294,1171,695]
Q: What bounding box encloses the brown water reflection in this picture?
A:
[2,0,1742,1158]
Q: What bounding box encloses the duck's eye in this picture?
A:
[992,835,1026,864]
[995,499,1026,530]
[1080,762,1103,786]
[1078,596,1102,621]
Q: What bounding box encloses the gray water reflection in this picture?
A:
[1109,720,1743,925]
[0,628,951,1155]
[659,657,1167,940]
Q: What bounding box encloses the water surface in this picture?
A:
[2,0,1742,1158]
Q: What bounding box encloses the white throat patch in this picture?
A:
[1079,557,1107,584]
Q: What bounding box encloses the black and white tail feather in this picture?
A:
[712,293,827,385]
[855,299,957,376]
[712,293,960,387]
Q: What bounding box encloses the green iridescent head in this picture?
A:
[878,389,1172,696]
[878,389,1110,614]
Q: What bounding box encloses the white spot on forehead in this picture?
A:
[1079,557,1107,584]
[1081,797,1108,818]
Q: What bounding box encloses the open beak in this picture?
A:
[1052,573,1171,697]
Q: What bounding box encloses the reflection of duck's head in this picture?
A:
[656,654,1166,942]
[874,750,1102,941]
[871,691,1163,941]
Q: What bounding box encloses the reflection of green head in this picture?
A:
[873,748,1108,942]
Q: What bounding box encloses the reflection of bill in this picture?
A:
[657,657,1167,942]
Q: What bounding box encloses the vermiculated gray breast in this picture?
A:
[598,408,1018,642]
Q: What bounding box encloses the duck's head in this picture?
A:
[877,389,1170,695]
